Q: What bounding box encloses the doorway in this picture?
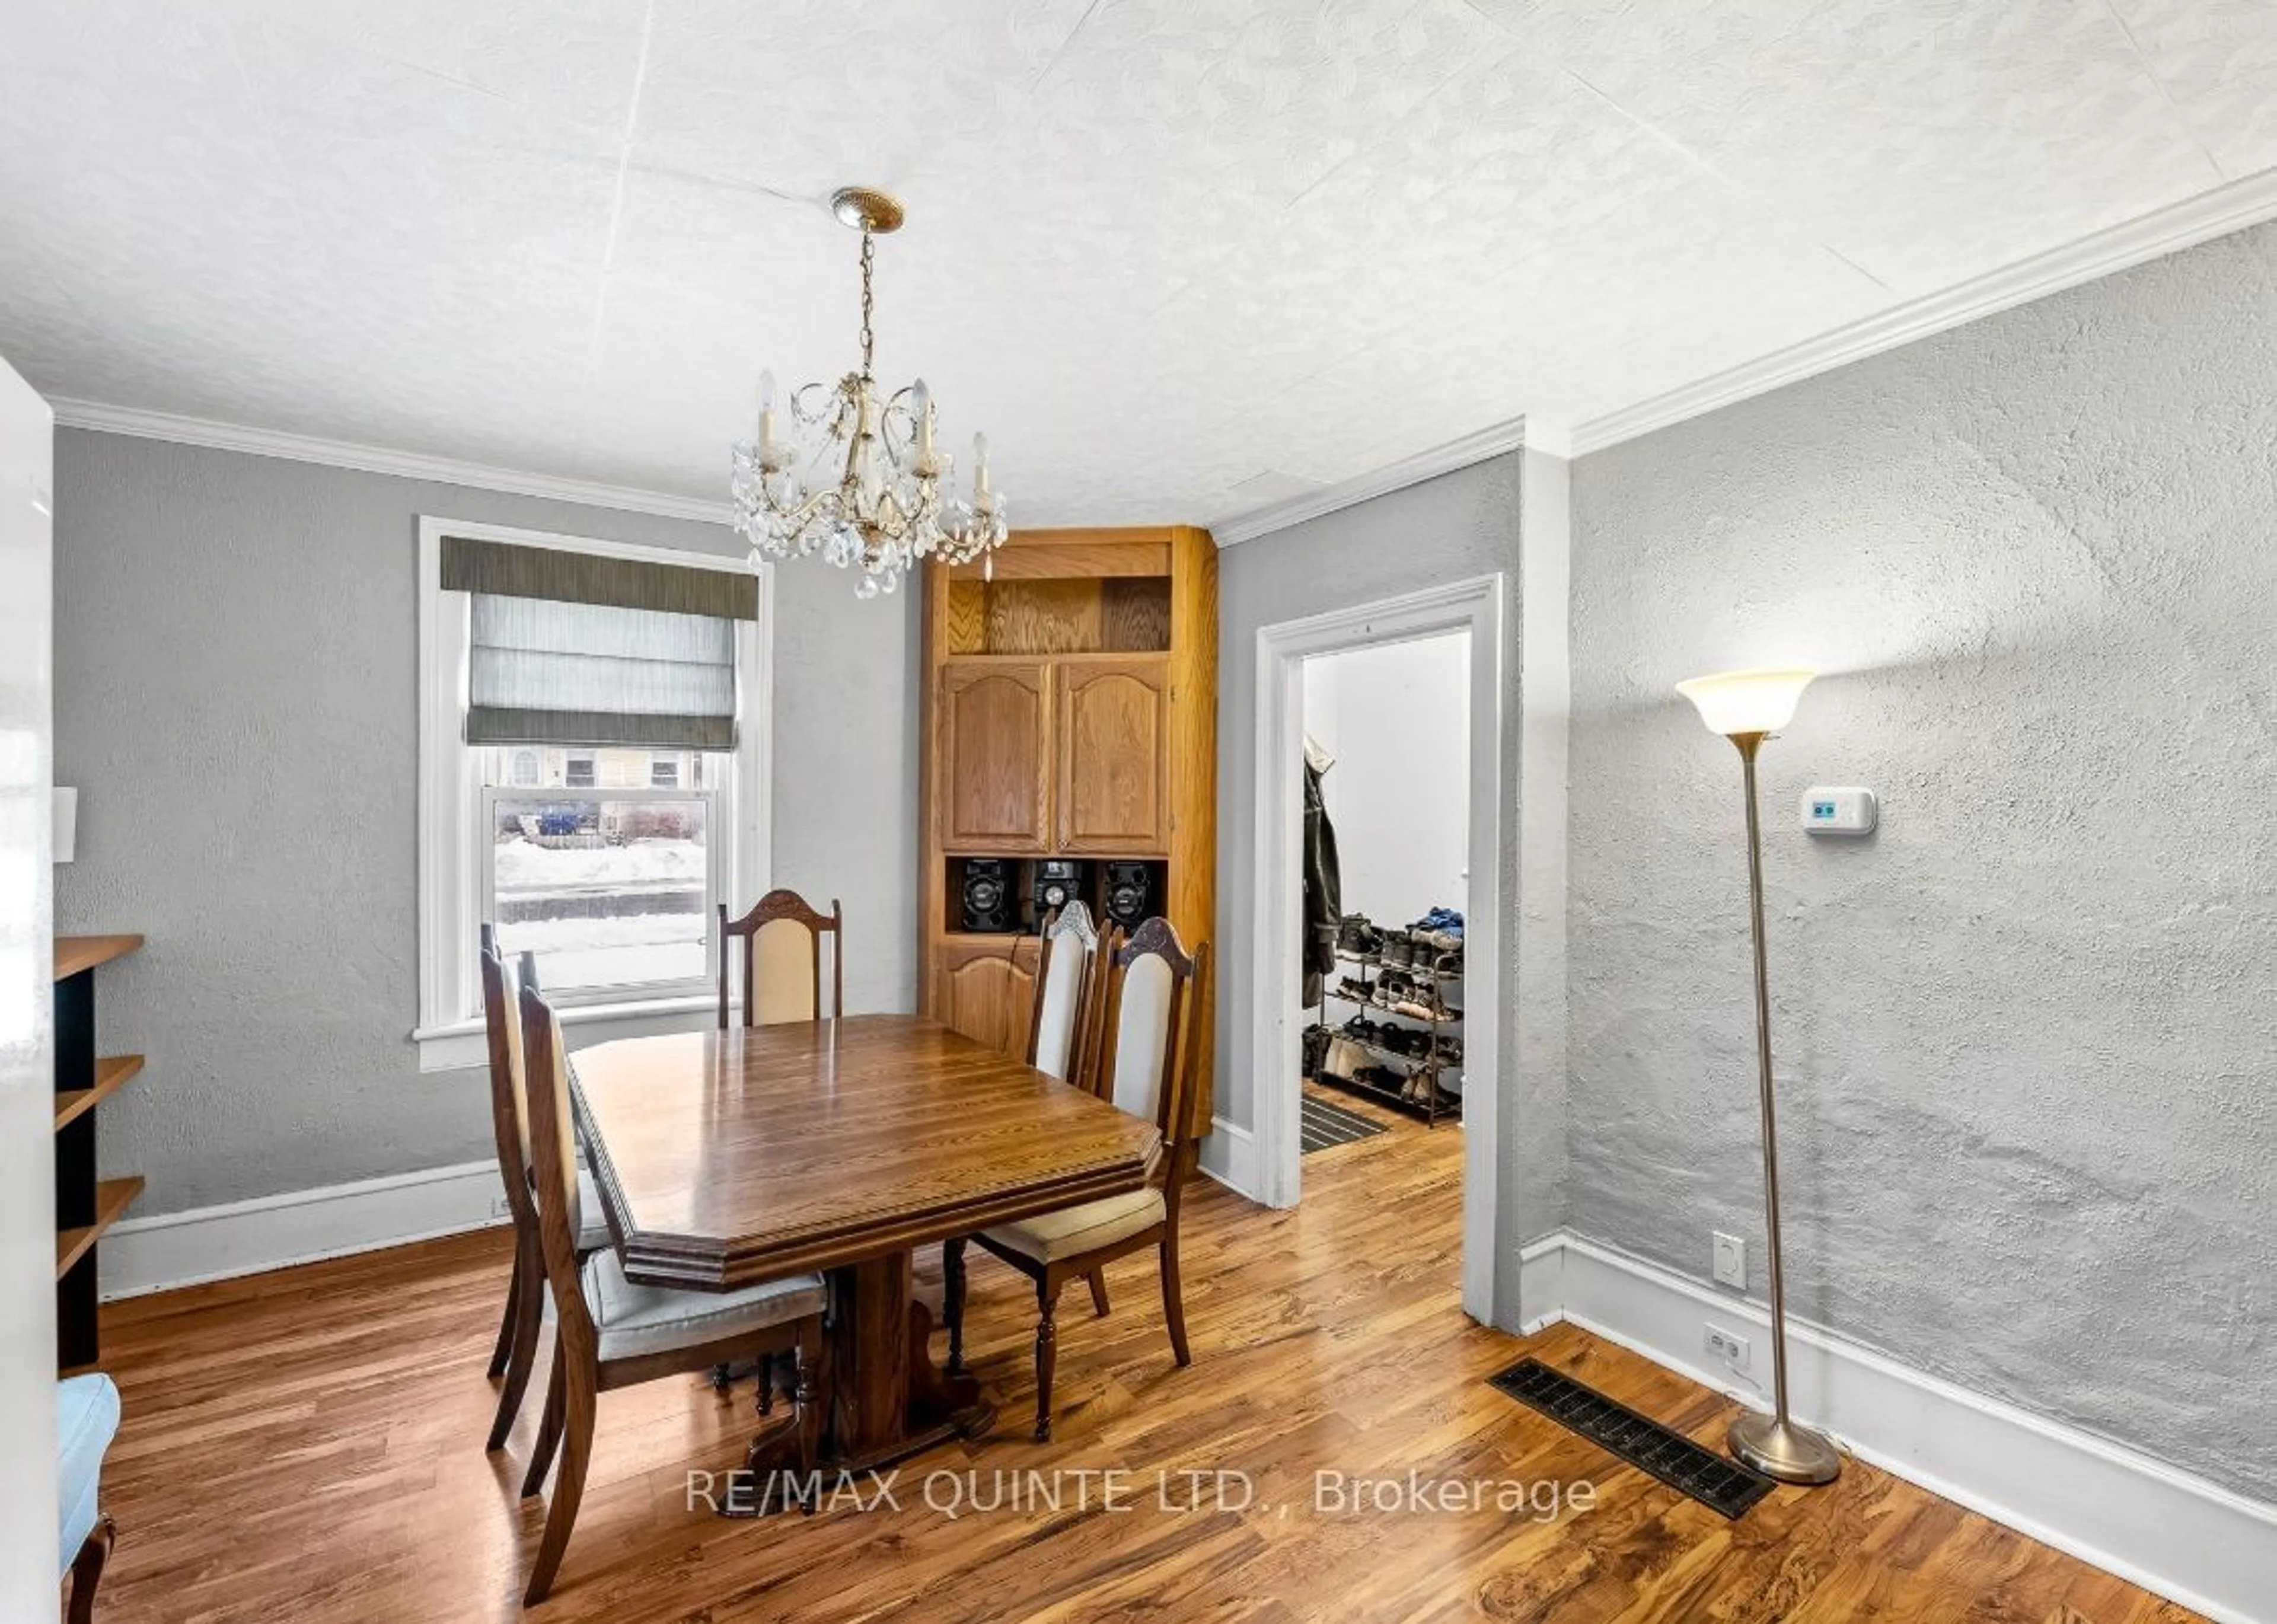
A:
[1251,576,1504,1325]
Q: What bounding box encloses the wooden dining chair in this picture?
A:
[1026,901,1102,1084]
[944,917,1211,1441]
[719,889,845,1027]
[477,927,613,1453]
[515,963,829,1604]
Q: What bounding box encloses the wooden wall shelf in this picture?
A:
[56,1176,144,1280]
[55,933,145,981]
[54,1054,145,1132]
[54,932,147,1368]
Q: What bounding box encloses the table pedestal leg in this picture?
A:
[823,1250,994,1472]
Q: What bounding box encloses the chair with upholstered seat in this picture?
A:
[719,889,844,1026]
[515,962,828,1603]
[1025,901,1102,1084]
[944,917,1211,1440]
[476,929,612,1453]
[59,1373,119,1623]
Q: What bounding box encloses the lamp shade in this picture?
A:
[1675,667,1816,738]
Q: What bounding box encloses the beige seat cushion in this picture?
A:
[581,1252,825,1363]
[981,1186,1165,1266]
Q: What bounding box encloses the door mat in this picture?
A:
[1301,1092,1388,1154]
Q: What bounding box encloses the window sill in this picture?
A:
[412,992,724,1074]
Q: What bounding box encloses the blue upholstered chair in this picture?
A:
[59,1373,119,1622]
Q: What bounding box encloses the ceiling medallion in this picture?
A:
[731,186,1006,598]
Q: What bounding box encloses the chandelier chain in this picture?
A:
[857,230,876,378]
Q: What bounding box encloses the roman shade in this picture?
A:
[442,537,760,751]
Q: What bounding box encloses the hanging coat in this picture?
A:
[1302,759,1342,1006]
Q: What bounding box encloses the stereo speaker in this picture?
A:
[960,859,1015,933]
[1103,861,1153,929]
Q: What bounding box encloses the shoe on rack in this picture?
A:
[1338,915,1379,956]
[1409,907,1464,947]
[1380,932,1414,968]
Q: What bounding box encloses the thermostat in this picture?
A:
[1800,786,1877,836]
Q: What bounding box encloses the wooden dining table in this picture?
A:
[570,1013,1162,1473]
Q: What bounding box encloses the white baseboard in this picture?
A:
[99,1162,508,1301]
[1524,1230,2277,1624]
[1199,1116,1264,1201]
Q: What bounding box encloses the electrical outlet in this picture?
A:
[1705,1324,1752,1370]
[489,1194,514,1221]
[1712,1231,1746,1288]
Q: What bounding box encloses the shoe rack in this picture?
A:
[1307,920,1463,1127]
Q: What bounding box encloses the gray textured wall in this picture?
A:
[1214,451,1567,1320]
[52,430,918,1215]
[1568,221,2277,1500]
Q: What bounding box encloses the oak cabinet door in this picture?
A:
[1057,657,1171,856]
[933,938,1039,1055]
[937,661,1052,854]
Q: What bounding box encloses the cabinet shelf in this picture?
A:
[56,1176,143,1280]
[54,1054,145,1131]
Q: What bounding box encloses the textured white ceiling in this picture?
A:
[2,0,2272,526]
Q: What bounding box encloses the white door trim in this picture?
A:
[1251,575,1505,1324]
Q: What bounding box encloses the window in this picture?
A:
[416,519,771,1070]
[483,747,716,997]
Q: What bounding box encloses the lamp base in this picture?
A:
[1728,1412,1841,1485]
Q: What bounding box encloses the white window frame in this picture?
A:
[413,516,772,1071]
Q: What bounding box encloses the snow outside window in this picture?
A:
[481,746,719,1000]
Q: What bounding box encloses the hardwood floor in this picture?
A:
[93,1098,2198,1623]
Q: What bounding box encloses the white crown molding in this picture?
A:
[1211,167,2277,545]
[49,397,737,527]
[53,167,2277,544]
[1209,415,1532,547]
[1567,164,2277,457]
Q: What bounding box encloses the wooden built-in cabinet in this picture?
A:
[930,936,1040,1058]
[1057,657,1170,856]
[920,528,1216,1095]
[936,660,1053,853]
[934,655,1172,859]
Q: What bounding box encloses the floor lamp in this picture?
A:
[1675,666,1841,1486]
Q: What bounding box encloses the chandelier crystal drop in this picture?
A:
[731,187,1007,598]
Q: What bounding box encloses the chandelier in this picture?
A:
[731,187,1007,598]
